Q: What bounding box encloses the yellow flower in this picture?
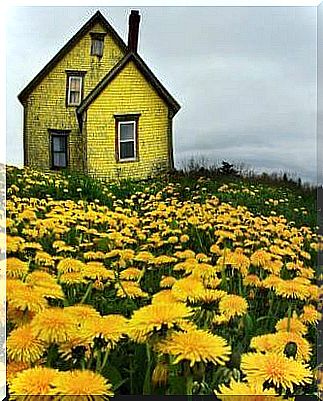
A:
[152,255,177,265]
[83,314,128,348]
[57,258,85,273]
[134,251,155,262]
[219,294,248,319]
[9,366,59,395]
[275,279,310,300]
[243,274,262,287]
[160,276,177,288]
[83,262,115,281]
[120,267,142,281]
[216,378,278,399]
[7,324,46,363]
[6,257,29,279]
[31,308,75,343]
[115,281,148,299]
[300,304,322,325]
[158,328,231,367]
[212,314,230,325]
[128,303,193,342]
[8,285,48,314]
[152,290,181,305]
[241,352,312,391]
[275,314,307,335]
[60,271,87,285]
[250,250,272,267]
[6,361,30,384]
[52,369,113,397]
[64,304,101,323]
[180,234,189,243]
[171,276,205,301]
[35,251,55,267]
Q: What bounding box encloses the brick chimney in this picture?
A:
[128,10,140,53]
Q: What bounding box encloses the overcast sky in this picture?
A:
[6,6,317,183]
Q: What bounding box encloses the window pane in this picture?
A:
[69,91,80,105]
[53,152,66,167]
[120,141,135,159]
[120,123,135,141]
[53,136,65,152]
[92,39,104,56]
[70,77,81,91]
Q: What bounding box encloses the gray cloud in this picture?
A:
[6,6,317,183]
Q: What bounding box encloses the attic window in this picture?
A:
[90,33,106,57]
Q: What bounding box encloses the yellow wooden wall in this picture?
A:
[86,60,170,180]
[24,22,125,171]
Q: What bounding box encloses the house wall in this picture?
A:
[86,61,171,180]
[23,22,125,171]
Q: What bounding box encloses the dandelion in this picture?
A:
[275,279,310,300]
[83,314,128,348]
[160,276,177,288]
[8,286,48,314]
[9,366,59,395]
[120,267,142,281]
[57,258,85,273]
[216,378,278,399]
[6,257,29,279]
[115,281,148,299]
[6,361,30,384]
[275,314,308,335]
[241,352,313,391]
[31,308,75,343]
[52,369,113,397]
[300,304,322,325]
[158,328,231,367]
[219,294,248,319]
[7,324,46,363]
[128,303,193,342]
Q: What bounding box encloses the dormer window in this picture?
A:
[65,70,86,107]
[90,32,106,57]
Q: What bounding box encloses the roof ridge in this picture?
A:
[77,52,181,115]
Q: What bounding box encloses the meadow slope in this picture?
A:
[4,166,322,398]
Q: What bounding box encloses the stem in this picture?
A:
[186,374,194,396]
[143,343,152,395]
[100,348,110,372]
[80,282,93,304]
[287,304,292,332]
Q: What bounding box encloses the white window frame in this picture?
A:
[118,120,137,162]
[68,76,83,106]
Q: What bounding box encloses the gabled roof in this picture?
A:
[18,11,127,104]
[77,52,181,116]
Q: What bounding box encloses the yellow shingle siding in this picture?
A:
[24,22,125,171]
[86,61,171,180]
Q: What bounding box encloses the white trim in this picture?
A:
[118,120,136,161]
[68,76,82,106]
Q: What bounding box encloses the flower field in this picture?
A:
[3,166,322,399]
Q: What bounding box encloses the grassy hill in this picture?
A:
[5,165,321,397]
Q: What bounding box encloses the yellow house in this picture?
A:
[18,10,180,180]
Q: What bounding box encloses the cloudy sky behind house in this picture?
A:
[6,6,317,183]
